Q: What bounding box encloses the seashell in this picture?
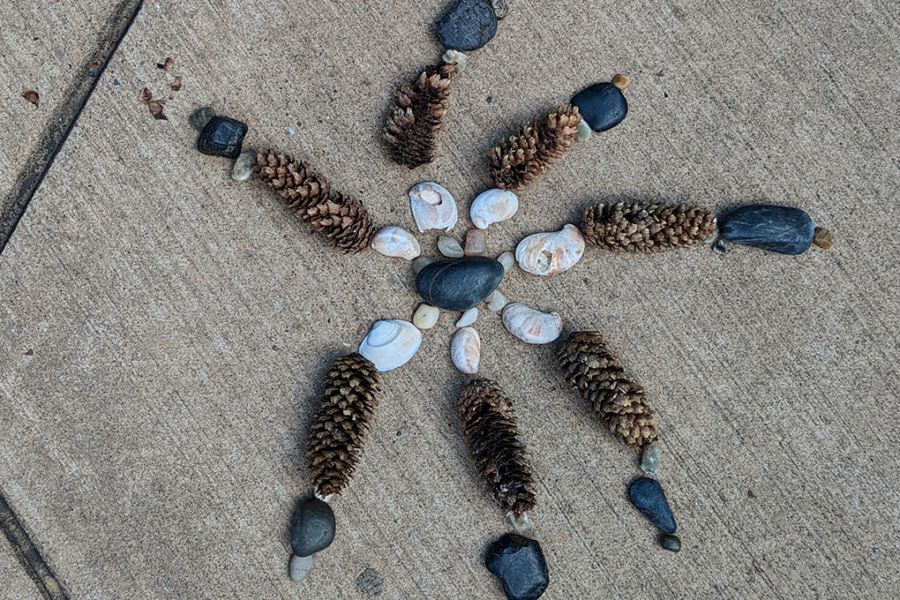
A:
[501,303,563,344]
[456,307,478,327]
[371,226,421,260]
[470,188,519,229]
[413,303,440,329]
[409,182,458,232]
[451,327,481,375]
[358,319,423,371]
[515,224,585,276]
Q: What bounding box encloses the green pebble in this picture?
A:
[575,119,592,142]
[660,534,681,552]
[641,444,661,474]
[188,106,216,131]
[231,150,256,182]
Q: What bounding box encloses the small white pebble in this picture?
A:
[498,251,515,273]
[290,554,313,582]
[574,119,592,142]
[438,235,464,258]
[455,307,478,327]
[641,444,661,474]
[413,304,440,329]
[487,290,508,312]
[508,511,532,532]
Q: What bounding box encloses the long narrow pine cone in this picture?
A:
[557,331,658,451]
[383,60,458,168]
[581,201,716,252]
[488,104,582,192]
[253,149,375,253]
[458,379,536,519]
[306,353,380,498]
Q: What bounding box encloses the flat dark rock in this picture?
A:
[629,477,677,534]
[197,115,248,159]
[718,205,815,255]
[571,82,628,132]
[485,534,549,600]
[416,257,504,311]
[436,0,498,51]
[290,497,335,557]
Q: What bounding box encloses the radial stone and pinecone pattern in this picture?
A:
[383,61,458,168]
[581,201,716,252]
[458,379,536,518]
[489,104,582,192]
[253,149,376,253]
[557,331,658,451]
[306,353,380,498]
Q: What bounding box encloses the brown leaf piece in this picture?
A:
[158,57,174,71]
[138,87,152,104]
[488,104,582,191]
[170,76,182,92]
[458,378,536,519]
[21,89,39,107]
[557,331,658,451]
[253,149,376,253]
[306,353,380,498]
[147,100,167,120]
[581,201,716,252]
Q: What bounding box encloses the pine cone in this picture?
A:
[253,149,376,253]
[557,331,658,451]
[488,104,582,191]
[458,379,536,518]
[581,201,716,252]
[306,353,380,498]
[383,60,458,168]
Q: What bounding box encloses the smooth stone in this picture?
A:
[571,82,628,132]
[486,289,508,312]
[574,119,592,142]
[413,303,440,329]
[412,256,433,274]
[436,0,498,51]
[485,533,550,600]
[231,150,256,182]
[438,235,465,258]
[718,205,815,255]
[640,444,661,475]
[197,115,248,158]
[629,477,677,534]
[497,251,515,273]
[416,257,504,311]
[289,554,313,582]
[188,106,216,131]
[465,228,487,256]
[660,534,681,553]
[490,0,508,19]
[456,307,478,327]
[290,497,336,557]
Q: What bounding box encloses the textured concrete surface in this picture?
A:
[0,0,898,598]
[0,536,42,600]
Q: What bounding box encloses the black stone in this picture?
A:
[571,82,628,132]
[416,257,504,311]
[196,115,248,158]
[660,534,681,553]
[629,477,677,534]
[290,498,335,557]
[485,534,549,600]
[436,0,498,51]
[718,205,815,255]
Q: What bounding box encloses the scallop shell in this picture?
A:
[409,182,458,232]
[470,188,519,229]
[451,327,481,374]
[358,320,423,371]
[371,226,421,260]
[515,224,585,276]
[501,303,563,344]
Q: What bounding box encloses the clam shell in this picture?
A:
[515,224,585,276]
[358,320,423,371]
[371,226,421,260]
[501,303,563,344]
[470,188,518,229]
[409,182,458,232]
[451,327,481,374]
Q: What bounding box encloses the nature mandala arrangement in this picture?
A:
[189,1,831,598]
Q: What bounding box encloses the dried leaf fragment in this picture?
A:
[22,89,39,106]
[148,100,167,120]
[170,75,182,92]
[138,87,152,104]
[158,57,173,71]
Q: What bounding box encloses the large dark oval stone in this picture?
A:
[629,477,677,534]
[197,115,248,158]
[486,534,549,600]
[290,497,335,557]
[571,82,628,132]
[436,0,498,51]
[416,257,504,311]
[718,205,815,255]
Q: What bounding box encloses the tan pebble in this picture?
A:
[486,290,508,311]
[813,227,832,249]
[465,229,487,256]
[455,307,478,327]
[413,304,440,329]
[450,327,481,375]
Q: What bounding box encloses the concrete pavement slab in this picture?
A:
[0,535,42,600]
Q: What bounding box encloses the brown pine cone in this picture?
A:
[557,331,658,451]
[488,104,582,191]
[253,149,375,253]
[458,379,536,518]
[383,60,458,168]
[306,353,380,498]
[581,201,716,252]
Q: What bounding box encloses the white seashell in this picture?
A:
[455,307,478,327]
[497,251,515,273]
[515,224,585,276]
[413,303,440,329]
[486,290,508,312]
[358,319,423,371]
[437,235,465,258]
[442,49,468,72]
[470,188,519,229]
[409,182,458,232]
[451,327,481,375]
[371,226,421,260]
[501,303,563,344]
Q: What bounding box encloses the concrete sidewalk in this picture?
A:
[1,0,898,598]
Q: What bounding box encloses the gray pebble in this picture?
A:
[718,205,815,255]
[231,150,256,182]
[188,106,216,131]
[289,554,313,582]
[356,567,384,596]
[436,0,498,51]
[290,497,335,557]
[490,0,508,19]
[640,444,661,475]
[660,534,681,553]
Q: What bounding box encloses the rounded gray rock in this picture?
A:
[436,0,498,51]
[290,497,335,557]
[415,256,504,311]
[718,205,815,255]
